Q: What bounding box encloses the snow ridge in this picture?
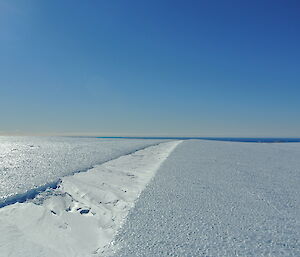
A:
[0,140,182,257]
[0,141,164,209]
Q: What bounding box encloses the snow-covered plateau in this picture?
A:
[109,140,300,257]
[0,139,300,257]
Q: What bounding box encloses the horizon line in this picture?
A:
[0,133,300,139]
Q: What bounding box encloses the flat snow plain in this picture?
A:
[0,136,165,206]
[0,140,181,257]
[108,140,300,257]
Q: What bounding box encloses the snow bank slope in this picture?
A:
[0,140,181,257]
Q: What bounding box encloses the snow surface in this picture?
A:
[0,136,165,206]
[1,139,299,257]
[108,140,300,257]
[0,140,181,257]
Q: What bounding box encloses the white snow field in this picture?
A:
[0,140,181,257]
[108,140,300,257]
[0,136,165,206]
[1,139,300,257]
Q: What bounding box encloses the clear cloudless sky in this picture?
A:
[0,0,300,137]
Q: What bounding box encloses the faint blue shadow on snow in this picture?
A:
[0,180,60,208]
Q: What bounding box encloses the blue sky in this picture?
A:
[0,0,299,137]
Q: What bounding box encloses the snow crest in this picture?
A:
[0,141,182,257]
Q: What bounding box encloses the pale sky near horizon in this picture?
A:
[1,0,300,137]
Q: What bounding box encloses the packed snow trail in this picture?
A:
[108,140,300,257]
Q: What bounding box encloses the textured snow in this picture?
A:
[0,136,165,205]
[0,141,181,257]
[109,140,300,257]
